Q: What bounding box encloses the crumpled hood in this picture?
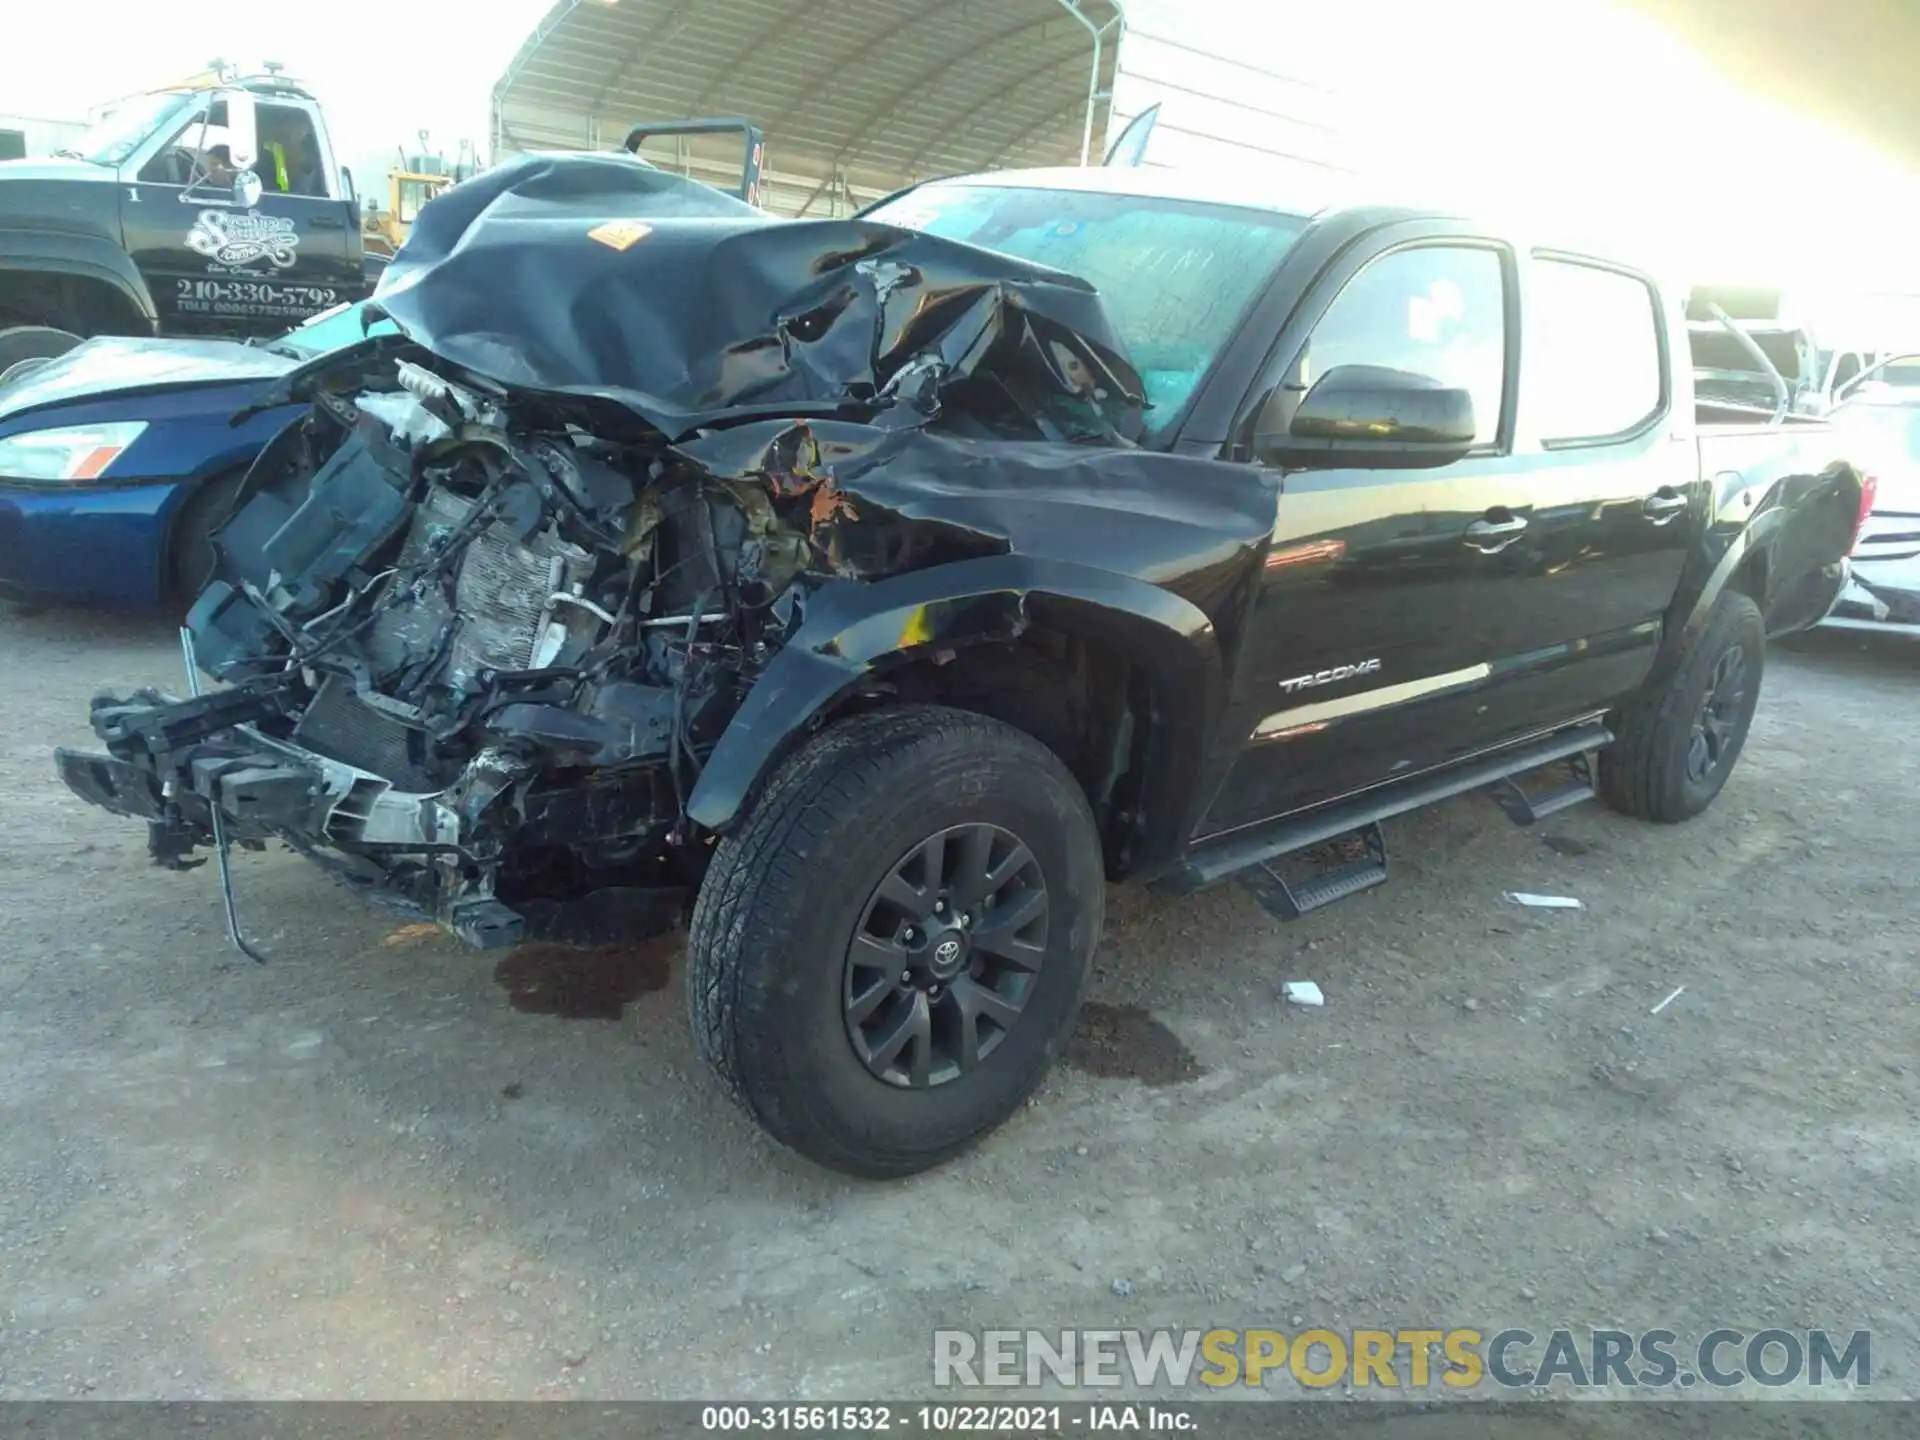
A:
[368,151,1146,442]
[0,335,296,422]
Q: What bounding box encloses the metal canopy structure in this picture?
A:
[491,0,1122,216]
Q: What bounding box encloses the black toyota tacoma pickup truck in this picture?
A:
[55,155,1868,1178]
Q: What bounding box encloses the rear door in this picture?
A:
[121,96,356,334]
[1489,252,1695,718]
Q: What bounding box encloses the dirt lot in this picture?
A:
[0,608,1915,1403]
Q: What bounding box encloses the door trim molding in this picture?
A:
[1253,662,1491,739]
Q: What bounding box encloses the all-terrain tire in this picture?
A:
[686,705,1105,1178]
[1599,591,1766,823]
[0,325,81,387]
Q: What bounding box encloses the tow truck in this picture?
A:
[0,65,378,378]
[0,63,767,381]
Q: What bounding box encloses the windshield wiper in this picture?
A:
[51,148,97,162]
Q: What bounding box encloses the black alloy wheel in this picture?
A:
[1598,590,1765,823]
[686,705,1105,1177]
[843,822,1048,1089]
[1686,643,1749,784]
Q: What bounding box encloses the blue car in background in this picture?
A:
[0,302,392,609]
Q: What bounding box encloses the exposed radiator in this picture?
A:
[293,674,448,793]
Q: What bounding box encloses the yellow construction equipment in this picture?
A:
[361,132,471,259]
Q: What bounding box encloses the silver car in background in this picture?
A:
[1826,378,1920,635]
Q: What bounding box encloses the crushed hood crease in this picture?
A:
[359,152,1148,444]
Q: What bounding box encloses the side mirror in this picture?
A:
[232,169,262,208]
[1254,363,1477,470]
[223,91,258,173]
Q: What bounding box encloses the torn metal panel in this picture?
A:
[367,151,1147,444]
[1827,528,1920,632]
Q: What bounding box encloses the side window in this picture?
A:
[257,104,327,198]
[1528,257,1664,443]
[1295,244,1508,448]
[137,101,226,187]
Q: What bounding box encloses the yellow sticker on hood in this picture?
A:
[588,219,653,251]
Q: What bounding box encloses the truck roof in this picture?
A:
[154,74,316,103]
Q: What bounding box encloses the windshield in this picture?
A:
[865,181,1308,438]
[272,301,399,359]
[61,91,191,167]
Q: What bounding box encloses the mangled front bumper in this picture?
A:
[55,682,682,949]
[1823,510,1920,634]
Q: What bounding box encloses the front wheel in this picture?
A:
[0,325,81,387]
[686,705,1105,1178]
[1600,591,1765,823]
[165,468,248,611]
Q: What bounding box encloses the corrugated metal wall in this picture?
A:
[490,1,1383,215]
[490,0,1123,219]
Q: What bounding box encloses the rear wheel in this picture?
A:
[687,705,1105,1178]
[0,325,81,386]
[1600,591,1765,822]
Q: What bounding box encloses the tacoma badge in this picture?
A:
[1278,658,1382,694]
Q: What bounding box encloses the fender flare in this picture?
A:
[1654,509,1783,686]
[0,229,159,330]
[684,554,1228,862]
[1650,461,1860,688]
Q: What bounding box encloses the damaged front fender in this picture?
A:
[686,552,1228,877]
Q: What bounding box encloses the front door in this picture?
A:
[1198,233,1529,836]
[121,97,356,335]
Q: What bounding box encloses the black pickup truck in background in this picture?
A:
[54,159,1869,1178]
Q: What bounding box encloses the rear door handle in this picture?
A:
[1464,515,1528,551]
[1643,491,1689,523]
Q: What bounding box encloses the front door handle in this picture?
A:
[307,214,345,230]
[1643,491,1689,524]
[1464,515,1528,551]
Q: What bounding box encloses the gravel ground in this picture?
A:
[0,608,1914,1402]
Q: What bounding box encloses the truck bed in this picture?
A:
[1695,400,1832,433]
